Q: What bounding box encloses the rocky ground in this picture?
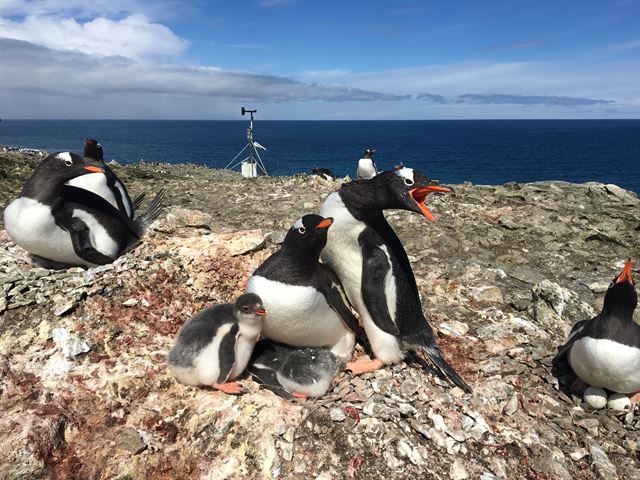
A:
[1,148,640,480]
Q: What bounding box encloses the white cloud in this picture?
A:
[0,14,189,60]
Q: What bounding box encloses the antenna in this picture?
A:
[225,107,268,177]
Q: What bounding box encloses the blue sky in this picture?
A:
[1,0,638,119]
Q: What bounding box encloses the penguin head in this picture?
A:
[602,259,637,317]
[368,167,451,222]
[39,152,105,182]
[282,214,333,259]
[83,138,104,162]
[362,148,375,159]
[234,293,266,324]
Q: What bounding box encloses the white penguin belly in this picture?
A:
[277,370,333,398]
[4,197,86,265]
[67,174,118,209]
[569,337,640,393]
[246,275,352,350]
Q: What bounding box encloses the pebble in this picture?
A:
[449,459,469,480]
[329,407,346,422]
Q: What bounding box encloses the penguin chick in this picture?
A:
[357,148,377,180]
[66,138,142,219]
[312,166,337,181]
[320,166,471,392]
[3,151,165,268]
[554,259,639,396]
[167,293,265,394]
[246,214,361,363]
[248,340,339,399]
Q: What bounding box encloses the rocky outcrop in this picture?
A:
[1,150,640,479]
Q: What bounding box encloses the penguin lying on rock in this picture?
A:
[4,152,164,268]
[312,166,337,181]
[553,259,639,409]
[67,138,144,219]
[167,293,265,394]
[248,340,339,399]
[246,214,362,364]
[320,166,471,392]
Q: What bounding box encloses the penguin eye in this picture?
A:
[242,306,249,312]
[404,178,414,186]
[298,227,306,235]
[64,158,73,167]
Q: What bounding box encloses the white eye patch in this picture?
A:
[56,152,73,162]
[393,167,414,182]
[293,218,304,230]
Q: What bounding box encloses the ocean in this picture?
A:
[1,119,639,194]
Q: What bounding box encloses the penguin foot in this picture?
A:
[346,358,384,375]
[570,377,589,395]
[629,392,640,405]
[292,392,307,399]
[213,382,244,395]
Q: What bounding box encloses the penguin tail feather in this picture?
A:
[132,192,146,211]
[413,343,472,393]
[134,188,166,235]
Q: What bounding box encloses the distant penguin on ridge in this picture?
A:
[248,340,339,399]
[357,148,377,180]
[168,293,266,394]
[66,138,143,219]
[320,167,471,392]
[3,152,164,268]
[246,214,361,363]
[312,166,337,181]
[553,259,640,402]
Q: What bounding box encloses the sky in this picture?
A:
[0,0,639,120]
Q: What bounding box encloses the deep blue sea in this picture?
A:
[1,120,639,193]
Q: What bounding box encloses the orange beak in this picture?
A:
[316,218,334,229]
[84,166,104,173]
[616,259,634,285]
[254,307,266,316]
[409,185,452,222]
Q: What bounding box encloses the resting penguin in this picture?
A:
[312,166,337,181]
[319,167,471,392]
[553,259,639,397]
[66,138,143,219]
[3,152,164,268]
[357,148,377,180]
[248,340,339,399]
[246,214,361,363]
[167,293,265,394]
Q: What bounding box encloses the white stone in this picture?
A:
[583,386,607,409]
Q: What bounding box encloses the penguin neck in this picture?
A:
[279,246,321,274]
[601,302,635,321]
[338,185,387,223]
[21,172,66,205]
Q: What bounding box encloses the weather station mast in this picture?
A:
[225,107,268,178]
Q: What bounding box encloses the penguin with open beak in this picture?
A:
[320,166,471,392]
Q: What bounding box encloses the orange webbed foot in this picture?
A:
[292,392,307,399]
[346,358,384,375]
[213,382,244,395]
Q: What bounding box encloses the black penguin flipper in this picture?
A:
[133,189,165,237]
[360,244,400,336]
[248,365,294,400]
[58,217,115,265]
[404,329,471,392]
[318,264,361,334]
[552,318,591,366]
[132,193,146,211]
[216,323,239,383]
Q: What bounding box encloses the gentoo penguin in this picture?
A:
[319,167,471,392]
[246,214,361,363]
[248,340,339,399]
[167,293,265,394]
[312,166,337,181]
[66,138,143,219]
[357,148,377,180]
[553,259,639,396]
[3,152,164,268]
